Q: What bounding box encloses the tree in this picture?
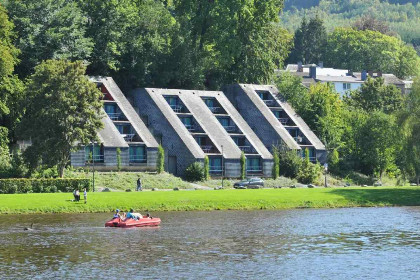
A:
[6,0,93,78]
[19,60,103,177]
[240,152,246,179]
[324,28,419,79]
[0,5,22,170]
[272,146,280,179]
[184,162,204,182]
[288,16,327,64]
[347,77,404,113]
[157,145,165,174]
[398,77,420,185]
[173,0,291,89]
[203,155,210,181]
[275,71,309,111]
[353,15,394,36]
[354,111,398,180]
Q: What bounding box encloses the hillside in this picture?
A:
[281,0,420,53]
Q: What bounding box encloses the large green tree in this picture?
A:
[347,76,404,113]
[0,4,23,171]
[173,0,291,89]
[6,0,93,78]
[354,111,398,180]
[19,60,103,177]
[324,28,419,79]
[288,16,327,64]
[398,77,420,185]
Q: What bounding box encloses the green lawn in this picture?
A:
[1,187,419,214]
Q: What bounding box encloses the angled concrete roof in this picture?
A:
[97,110,129,148]
[191,90,273,160]
[235,84,301,150]
[238,84,325,150]
[143,88,205,159]
[91,77,159,148]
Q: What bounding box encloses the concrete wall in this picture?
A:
[132,89,202,176]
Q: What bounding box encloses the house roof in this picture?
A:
[97,110,129,148]
[90,77,159,148]
[238,84,326,151]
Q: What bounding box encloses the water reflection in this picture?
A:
[0,207,419,279]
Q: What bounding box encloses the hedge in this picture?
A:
[0,178,91,194]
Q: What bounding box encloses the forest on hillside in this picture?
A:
[281,0,420,53]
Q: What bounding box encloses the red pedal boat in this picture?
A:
[105,217,161,228]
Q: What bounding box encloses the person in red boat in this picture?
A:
[125,209,143,220]
[113,209,123,219]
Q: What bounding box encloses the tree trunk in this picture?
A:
[59,165,65,178]
[417,176,419,186]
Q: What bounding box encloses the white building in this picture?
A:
[283,63,406,98]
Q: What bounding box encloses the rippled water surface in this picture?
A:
[0,207,420,279]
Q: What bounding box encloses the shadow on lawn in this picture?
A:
[330,188,420,206]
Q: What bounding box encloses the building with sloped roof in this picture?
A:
[282,63,407,97]
[224,84,327,164]
[71,77,159,171]
[131,88,274,177]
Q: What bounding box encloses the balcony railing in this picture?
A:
[222,125,237,133]
[209,166,223,173]
[277,118,289,125]
[183,124,198,132]
[208,106,224,114]
[262,100,278,107]
[85,155,104,163]
[246,166,263,172]
[122,134,136,142]
[238,146,257,154]
[201,145,215,153]
[130,155,147,163]
[106,112,122,120]
[170,104,184,113]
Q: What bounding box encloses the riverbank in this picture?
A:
[1,187,419,214]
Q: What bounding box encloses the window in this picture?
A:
[129,146,146,163]
[104,104,116,114]
[203,98,214,108]
[218,117,230,127]
[343,83,351,90]
[85,145,103,162]
[246,158,261,172]
[165,96,178,106]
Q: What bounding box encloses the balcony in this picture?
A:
[209,166,223,174]
[208,106,226,114]
[262,100,278,107]
[85,155,104,164]
[246,166,263,173]
[238,146,257,154]
[277,117,289,125]
[201,145,219,153]
[122,134,136,142]
[222,125,238,133]
[129,155,147,163]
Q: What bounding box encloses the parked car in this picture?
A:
[233,177,264,189]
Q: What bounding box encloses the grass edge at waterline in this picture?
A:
[1,187,419,214]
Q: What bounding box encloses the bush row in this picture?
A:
[0,178,91,194]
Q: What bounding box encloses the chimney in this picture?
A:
[318,61,324,68]
[361,70,367,81]
[297,61,303,72]
[368,70,373,77]
[347,69,353,76]
[309,64,317,79]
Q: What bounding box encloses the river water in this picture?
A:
[0,207,419,280]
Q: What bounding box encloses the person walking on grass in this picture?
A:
[136,178,142,191]
[84,188,87,204]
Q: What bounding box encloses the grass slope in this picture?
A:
[1,187,419,214]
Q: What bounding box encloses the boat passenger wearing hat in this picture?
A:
[113,209,122,219]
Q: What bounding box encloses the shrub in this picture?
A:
[157,145,165,173]
[184,162,204,182]
[297,161,322,184]
[116,148,122,172]
[240,152,246,179]
[279,149,303,178]
[0,178,91,194]
[203,156,210,181]
[272,146,280,179]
